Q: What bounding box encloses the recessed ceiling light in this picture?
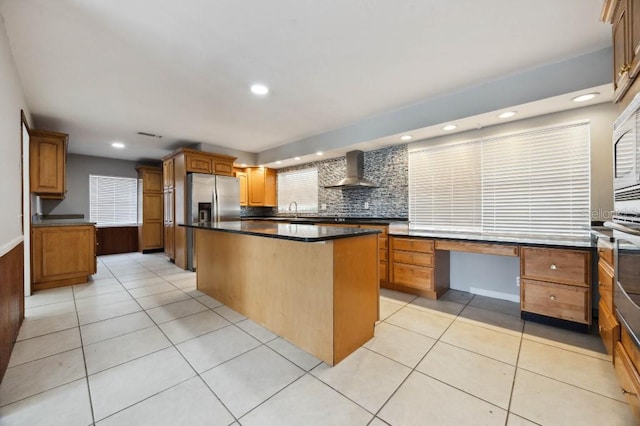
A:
[294,157,301,160]
[400,135,412,141]
[111,142,125,149]
[316,152,323,156]
[498,111,517,119]
[276,161,282,164]
[240,163,247,167]
[250,84,269,95]
[572,92,599,102]
[443,124,457,131]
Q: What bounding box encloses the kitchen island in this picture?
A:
[186,221,380,365]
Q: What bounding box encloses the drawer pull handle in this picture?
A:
[550,264,557,270]
[622,388,637,396]
[549,295,556,301]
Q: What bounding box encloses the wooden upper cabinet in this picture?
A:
[182,150,236,176]
[163,158,174,189]
[29,129,68,198]
[212,155,234,176]
[234,169,248,206]
[614,0,633,101]
[247,167,276,207]
[185,153,212,174]
[606,0,640,102]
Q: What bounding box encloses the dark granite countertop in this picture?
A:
[388,226,594,248]
[242,216,407,226]
[182,221,380,242]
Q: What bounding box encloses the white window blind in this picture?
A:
[409,121,591,237]
[277,168,319,213]
[89,175,138,226]
[409,141,481,232]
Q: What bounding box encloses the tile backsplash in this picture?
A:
[273,144,409,218]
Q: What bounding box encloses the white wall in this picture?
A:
[410,102,618,300]
[0,15,28,250]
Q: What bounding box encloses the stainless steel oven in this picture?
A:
[606,221,640,349]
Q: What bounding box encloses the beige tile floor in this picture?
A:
[0,252,635,425]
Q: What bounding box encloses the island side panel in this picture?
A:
[332,234,379,364]
[195,229,335,364]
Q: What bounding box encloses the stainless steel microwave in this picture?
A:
[614,110,640,192]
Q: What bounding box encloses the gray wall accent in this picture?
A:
[449,252,521,302]
[196,142,257,166]
[42,153,156,220]
[257,47,612,164]
[277,145,408,218]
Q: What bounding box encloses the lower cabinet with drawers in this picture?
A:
[387,236,450,299]
[520,246,592,327]
[597,240,619,358]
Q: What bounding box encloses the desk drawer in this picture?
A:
[392,264,433,290]
[380,248,388,262]
[521,279,590,324]
[392,238,434,253]
[521,247,590,287]
[615,342,640,420]
[393,250,433,267]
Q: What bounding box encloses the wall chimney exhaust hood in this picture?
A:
[325,150,379,189]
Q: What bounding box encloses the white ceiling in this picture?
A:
[1,0,611,163]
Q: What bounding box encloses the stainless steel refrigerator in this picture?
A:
[186,173,240,271]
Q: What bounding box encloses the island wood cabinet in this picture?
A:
[31,225,96,290]
[520,247,591,325]
[162,148,237,268]
[387,236,450,299]
[597,241,620,357]
[603,0,640,104]
[137,166,163,252]
[29,129,68,199]
[234,167,276,207]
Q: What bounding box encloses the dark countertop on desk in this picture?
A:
[388,226,594,248]
[182,221,381,242]
[32,216,96,227]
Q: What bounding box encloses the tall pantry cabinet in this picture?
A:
[136,166,164,252]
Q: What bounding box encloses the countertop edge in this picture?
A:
[182,223,381,242]
[388,230,594,249]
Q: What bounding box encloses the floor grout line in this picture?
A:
[71,283,97,425]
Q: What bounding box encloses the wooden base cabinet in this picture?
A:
[387,236,450,299]
[31,225,96,290]
[615,329,640,420]
[597,241,619,358]
[520,247,591,325]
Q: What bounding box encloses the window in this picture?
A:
[277,167,319,213]
[89,175,138,226]
[409,121,591,237]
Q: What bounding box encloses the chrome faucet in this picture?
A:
[288,201,298,218]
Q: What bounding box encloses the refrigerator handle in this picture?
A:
[213,176,219,222]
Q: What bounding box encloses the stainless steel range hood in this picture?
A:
[325,150,379,189]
